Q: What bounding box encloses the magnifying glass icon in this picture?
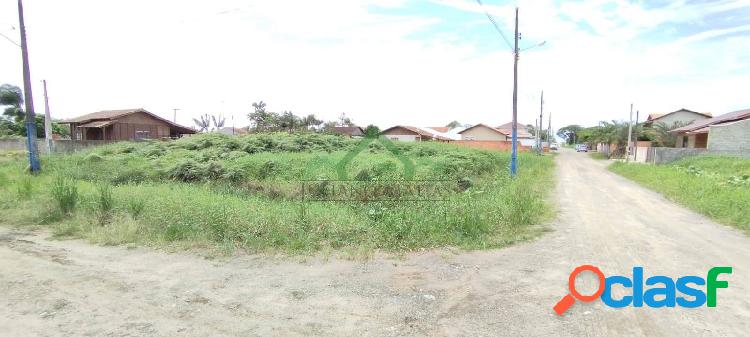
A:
[553,265,606,315]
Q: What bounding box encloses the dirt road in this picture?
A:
[2,149,749,336]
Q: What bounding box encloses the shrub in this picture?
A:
[167,159,204,182]
[51,176,78,215]
[258,160,278,180]
[84,153,104,162]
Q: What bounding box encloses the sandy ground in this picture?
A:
[2,148,749,336]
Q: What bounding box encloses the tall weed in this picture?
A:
[51,176,78,215]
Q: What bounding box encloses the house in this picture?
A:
[458,124,508,141]
[458,122,535,146]
[671,108,750,150]
[380,125,450,142]
[645,108,712,130]
[63,108,196,141]
[495,122,535,146]
[425,127,450,133]
[331,126,365,138]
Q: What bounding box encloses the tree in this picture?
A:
[248,101,280,131]
[557,125,583,145]
[364,124,380,138]
[211,114,226,131]
[278,111,301,132]
[302,114,323,130]
[193,114,211,132]
[338,113,353,127]
[644,121,688,147]
[526,124,551,142]
[1,84,24,123]
[445,121,462,130]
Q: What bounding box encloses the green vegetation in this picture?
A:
[1,133,556,255]
[589,152,609,160]
[610,156,750,231]
[1,83,69,138]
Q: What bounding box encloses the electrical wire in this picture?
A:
[0,31,20,47]
[475,0,514,52]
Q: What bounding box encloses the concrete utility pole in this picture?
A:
[18,0,40,173]
[548,111,552,145]
[510,7,519,176]
[42,80,52,152]
[538,90,544,155]
[626,103,634,162]
[633,110,640,161]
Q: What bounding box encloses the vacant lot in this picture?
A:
[610,155,750,231]
[0,133,555,255]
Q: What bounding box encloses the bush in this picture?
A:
[84,153,104,162]
[166,159,204,182]
[51,176,78,215]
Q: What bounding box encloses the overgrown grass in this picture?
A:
[0,133,556,255]
[589,152,609,160]
[610,155,750,231]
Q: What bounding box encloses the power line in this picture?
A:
[475,0,514,52]
[0,31,20,47]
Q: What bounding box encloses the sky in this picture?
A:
[1,0,749,130]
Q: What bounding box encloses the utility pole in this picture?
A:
[626,103,634,162]
[548,111,552,145]
[633,110,640,161]
[18,0,40,173]
[510,7,519,176]
[538,90,544,155]
[172,108,180,123]
[42,80,52,153]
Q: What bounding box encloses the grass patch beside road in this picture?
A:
[0,133,556,255]
[610,156,750,231]
[589,152,609,160]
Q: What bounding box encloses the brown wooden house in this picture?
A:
[63,108,196,141]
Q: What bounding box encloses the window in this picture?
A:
[135,130,151,140]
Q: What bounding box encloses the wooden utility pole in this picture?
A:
[18,0,40,172]
[510,7,519,176]
[42,79,52,152]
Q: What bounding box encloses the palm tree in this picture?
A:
[193,114,211,133]
[211,114,226,131]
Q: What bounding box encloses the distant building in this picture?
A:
[458,124,508,141]
[459,122,535,146]
[331,126,365,138]
[216,127,250,136]
[672,108,750,150]
[63,108,195,141]
[380,126,450,142]
[645,108,712,130]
